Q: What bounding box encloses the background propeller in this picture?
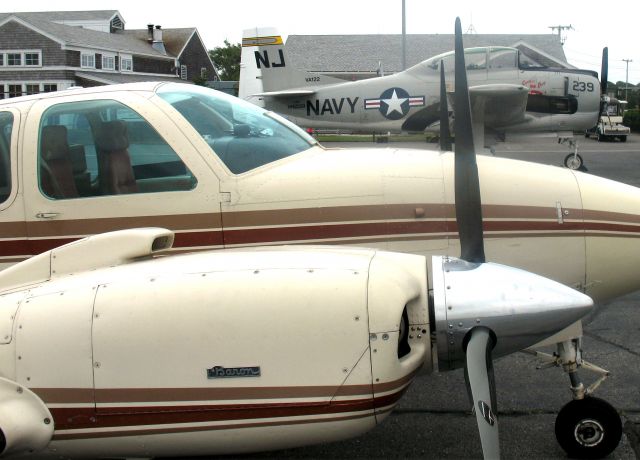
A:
[601,47,609,96]
[439,60,452,151]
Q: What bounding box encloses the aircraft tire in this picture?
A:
[564,153,583,170]
[555,396,622,459]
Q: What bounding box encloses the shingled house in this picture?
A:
[0,10,218,98]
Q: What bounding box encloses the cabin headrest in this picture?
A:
[40,125,70,161]
[95,120,129,152]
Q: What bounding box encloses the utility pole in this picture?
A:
[548,25,574,45]
[622,59,633,101]
[401,0,406,70]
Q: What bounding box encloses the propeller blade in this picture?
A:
[453,17,485,263]
[465,327,500,459]
[601,47,608,95]
[439,60,452,151]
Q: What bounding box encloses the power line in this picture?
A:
[548,24,574,45]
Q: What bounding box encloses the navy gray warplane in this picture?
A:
[240,27,606,169]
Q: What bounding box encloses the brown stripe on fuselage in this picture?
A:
[25,213,222,238]
[0,220,27,238]
[52,410,373,440]
[582,209,640,225]
[50,387,407,435]
[222,204,448,227]
[35,371,415,406]
[3,205,640,260]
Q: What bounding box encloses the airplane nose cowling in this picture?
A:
[432,256,593,371]
[574,171,640,303]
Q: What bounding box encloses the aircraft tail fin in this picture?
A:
[239,27,343,102]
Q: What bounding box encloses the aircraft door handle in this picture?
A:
[35,212,60,219]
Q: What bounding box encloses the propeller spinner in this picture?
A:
[431,18,594,459]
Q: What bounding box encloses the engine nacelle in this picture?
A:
[0,377,53,456]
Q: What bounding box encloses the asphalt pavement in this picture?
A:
[217,134,640,460]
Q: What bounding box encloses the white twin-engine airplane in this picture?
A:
[239,26,606,169]
[0,18,637,459]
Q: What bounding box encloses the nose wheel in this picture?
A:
[529,339,623,458]
[564,152,584,170]
[555,396,622,459]
[559,137,584,170]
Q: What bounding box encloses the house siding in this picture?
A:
[179,32,216,81]
[133,56,174,74]
[66,50,81,67]
[0,70,76,80]
[0,20,65,65]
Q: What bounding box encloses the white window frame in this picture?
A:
[81,53,96,69]
[180,65,188,80]
[24,52,41,66]
[0,50,42,68]
[6,53,21,66]
[120,54,133,72]
[1,83,65,99]
[102,54,115,71]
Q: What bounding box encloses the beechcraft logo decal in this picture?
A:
[207,365,261,378]
[364,87,425,120]
[478,400,496,426]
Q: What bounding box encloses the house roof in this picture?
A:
[0,10,120,22]
[0,13,170,58]
[75,71,185,85]
[0,12,200,60]
[120,28,197,58]
[286,33,569,74]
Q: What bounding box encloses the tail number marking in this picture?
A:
[255,50,286,69]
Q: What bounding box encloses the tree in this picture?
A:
[209,40,241,81]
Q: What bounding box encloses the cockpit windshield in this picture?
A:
[156,84,317,174]
[410,47,519,74]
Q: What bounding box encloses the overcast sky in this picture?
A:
[6,0,639,85]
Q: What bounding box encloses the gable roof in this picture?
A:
[0,12,204,61]
[0,13,171,58]
[0,10,121,22]
[286,33,570,74]
[120,28,197,58]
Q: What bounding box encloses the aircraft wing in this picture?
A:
[468,84,529,129]
[255,89,317,98]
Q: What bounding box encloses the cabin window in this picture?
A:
[157,83,317,174]
[38,99,197,199]
[0,112,13,205]
[488,48,517,70]
[464,48,487,71]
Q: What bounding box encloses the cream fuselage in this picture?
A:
[0,82,639,456]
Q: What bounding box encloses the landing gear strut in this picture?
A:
[530,339,622,458]
[559,137,584,170]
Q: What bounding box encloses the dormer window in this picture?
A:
[81,53,95,68]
